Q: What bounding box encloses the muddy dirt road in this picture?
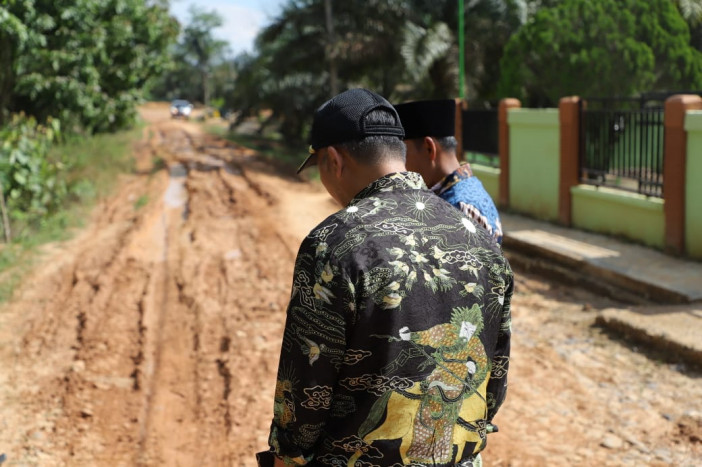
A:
[1,103,700,466]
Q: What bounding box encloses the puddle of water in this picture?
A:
[186,155,227,173]
[224,249,242,260]
[224,163,241,175]
[203,155,225,167]
[164,163,187,210]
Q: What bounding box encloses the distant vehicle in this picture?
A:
[170,99,193,119]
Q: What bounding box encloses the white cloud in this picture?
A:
[209,3,265,55]
[170,0,283,56]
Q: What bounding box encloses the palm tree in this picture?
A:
[230,0,532,142]
[182,7,229,106]
[676,0,702,51]
[400,20,457,99]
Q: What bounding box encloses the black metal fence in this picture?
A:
[579,96,665,198]
[462,108,499,167]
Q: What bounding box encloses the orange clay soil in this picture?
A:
[0,103,700,466]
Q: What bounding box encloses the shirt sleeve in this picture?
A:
[267,237,351,465]
[486,273,513,423]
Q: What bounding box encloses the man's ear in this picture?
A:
[424,136,438,162]
[327,146,345,178]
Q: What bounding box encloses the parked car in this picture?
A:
[170,99,193,119]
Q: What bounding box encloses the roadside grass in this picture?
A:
[133,194,150,210]
[0,125,143,302]
[205,123,310,173]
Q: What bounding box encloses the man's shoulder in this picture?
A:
[302,209,348,245]
[444,174,489,198]
[442,176,499,213]
[300,188,501,251]
[299,204,373,251]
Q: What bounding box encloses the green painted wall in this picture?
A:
[507,109,560,220]
[470,164,500,202]
[685,111,702,259]
[571,185,664,248]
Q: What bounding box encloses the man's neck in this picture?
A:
[427,151,460,188]
[342,160,407,205]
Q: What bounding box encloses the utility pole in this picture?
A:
[324,0,339,96]
[458,0,465,99]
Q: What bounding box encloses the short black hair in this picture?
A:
[336,109,406,165]
[408,136,457,153]
[435,136,457,151]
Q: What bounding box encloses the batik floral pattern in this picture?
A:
[431,163,504,245]
[266,172,512,466]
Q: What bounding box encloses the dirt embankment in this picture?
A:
[0,104,700,466]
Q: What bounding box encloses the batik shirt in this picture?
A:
[265,172,512,466]
[431,164,503,245]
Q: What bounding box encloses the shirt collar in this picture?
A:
[430,163,474,195]
[351,171,426,203]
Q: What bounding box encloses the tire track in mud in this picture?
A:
[134,154,194,466]
[99,125,300,465]
[169,150,297,465]
[6,168,170,464]
[0,118,321,466]
[3,106,701,466]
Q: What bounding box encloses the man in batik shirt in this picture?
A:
[394,100,503,245]
[258,89,513,467]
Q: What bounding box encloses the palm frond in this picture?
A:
[678,0,702,26]
[401,21,453,83]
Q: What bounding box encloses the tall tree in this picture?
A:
[461,0,528,104]
[230,0,430,141]
[323,0,338,96]
[0,1,39,125]
[676,0,702,52]
[400,20,457,100]
[227,0,533,142]
[408,0,529,103]
[1,0,178,132]
[149,7,230,105]
[180,6,230,106]
[498,0,702,106]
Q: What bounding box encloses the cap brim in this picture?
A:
[296,152,318,174]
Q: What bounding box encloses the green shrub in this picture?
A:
[0,114,65,239]
[0,121,141,302]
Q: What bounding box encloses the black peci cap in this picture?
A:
[394,99,456,140]
[297,88,405,173]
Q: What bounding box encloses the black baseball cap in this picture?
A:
[394,99,456,140]
[297,88,405,173]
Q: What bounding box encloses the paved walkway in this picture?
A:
[501,213,702,368]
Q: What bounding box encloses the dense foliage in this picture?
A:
[225,0,532,142]
[147,6,231,106]
[0,114,63,239]
[498,0,702,106]
[2,0,702,242]
[0,0,177,242]
[0,0,178,133]
[222,0,702,143]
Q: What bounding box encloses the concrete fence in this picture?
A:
[686,110,702,258]
[456,95,702,260]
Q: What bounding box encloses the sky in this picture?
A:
[169,0,287,56]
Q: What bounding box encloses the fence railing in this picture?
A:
[579,97,665,198]
[462,108,499,167]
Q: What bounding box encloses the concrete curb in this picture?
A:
[503,236,690,304]
[500,213,702,368]
[596,306,702,369]
[501,213,702,304]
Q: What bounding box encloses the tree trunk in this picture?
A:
[202,68,210,107]
[324,0,338,97]
[0,180,12,243]
[0,35,15,126]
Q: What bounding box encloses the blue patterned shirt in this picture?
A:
[431,164,503,245]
